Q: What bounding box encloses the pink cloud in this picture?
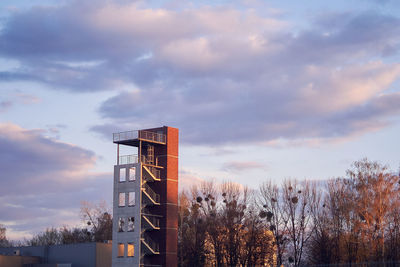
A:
[0,123,111,240]
[222,161,267,172]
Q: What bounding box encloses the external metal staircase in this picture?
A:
[143,165,161,182]
[140,145,162,258]
[141,234,160,255]
[142,214,160,230]
[142,182,160,205]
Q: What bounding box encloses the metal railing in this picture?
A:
[119,154,138,165]
[113,130,138,142]
[141,155,151,165]
[113,130,166,143]
[139,130,166,143]
[141,155,160,166]
[143,166,160,181]
[142,215,160,229]
[143,183,160,204]
[142,234,159,254]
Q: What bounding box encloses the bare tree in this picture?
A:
[198,181,224,267]
[282,179,315,267]
[80,200,112,242]
[239,204,276,266]
[345,159,400,262]
[178,187,208,266]
[259,180,288,266]
[311,159,400,264]
[220,181,248,267]
[307,181,333,264]
[27,228,63,246]
[59,226,92,244]
[0,224,10,247]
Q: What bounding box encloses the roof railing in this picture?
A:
[113,130,138,142]
[113,130,166,144]
[139,130,166,143]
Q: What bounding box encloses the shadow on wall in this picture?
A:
[0,242,111,267]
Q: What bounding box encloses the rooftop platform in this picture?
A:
[113,130,166,146]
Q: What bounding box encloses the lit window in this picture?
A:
[128,217,134,232]
[128,192,135,206]
[119,193,125,207]
[127,243,134,257]
[129,167,136,181]
[118,243,124,257]
[118,218,125,232]
[120,168,126,182]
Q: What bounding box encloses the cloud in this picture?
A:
[1,2,400,145]
[15,93,41,104]
[0,123,112,240]
[0,123,95,192]
[0,92,41,114]
[179,169,206,191]
[96,62,400,145]
[90,123,125,140]
[88,7,400,145]
[0,2,285,91]
[0,101,12,113]
[222,161,266,173]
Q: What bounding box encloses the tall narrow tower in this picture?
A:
[112,126,179,267]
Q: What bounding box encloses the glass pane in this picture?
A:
[127,243,134,257]
[119,168,126,182]
[118,243,124,257]
[119,193,125,207]
[129,167,136,181]
[118,218,125,232]
[128,217,134,232]
[128,192,135,206]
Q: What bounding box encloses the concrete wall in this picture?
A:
[112,163,141,267]
[0,255,40,266]
[0,243,111,267]
[47,243,96,266]
[96,242,112,267]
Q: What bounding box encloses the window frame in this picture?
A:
[117,243,125,257]
[119,168,126,183]
[127,243,134,257]
[118,192,126,207]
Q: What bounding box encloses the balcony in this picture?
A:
[113,130,166,145]
[118,154,138,165]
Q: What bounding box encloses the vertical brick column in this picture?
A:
[141,126,178,267]
[163,126,179,267]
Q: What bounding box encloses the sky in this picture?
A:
[0,0,400,240]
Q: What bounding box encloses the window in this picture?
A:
[118,243,124,257]
[129,167,136,181]
[119,168,126,182]
[119,193,125,207]
[128,192,135,206]
[127,243,134,257]
[118,217,125,232]
[128,217,134,232]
